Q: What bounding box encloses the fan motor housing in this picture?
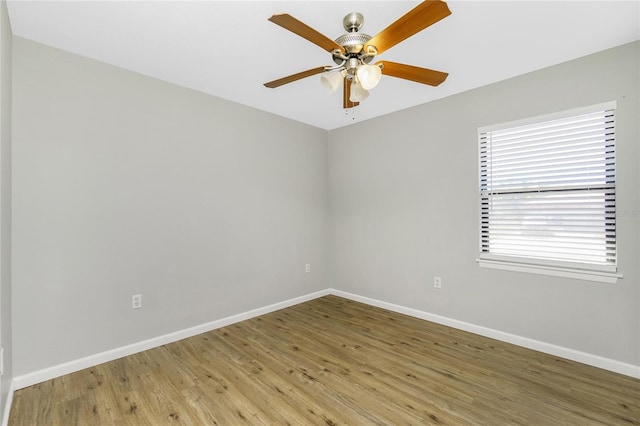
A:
[332,33,375,65]
[333,12,375,65]
[335,32,372,54]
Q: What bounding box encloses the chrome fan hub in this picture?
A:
[334,32,372,54]
[332,12,376,65]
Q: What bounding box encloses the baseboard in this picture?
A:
[13,289,331,390]
[329,289,640,379]
[12,286,639,391]
[1,380,14,426]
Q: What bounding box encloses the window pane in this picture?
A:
[479,105,616,270]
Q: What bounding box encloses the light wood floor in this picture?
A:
[9,295,640,425]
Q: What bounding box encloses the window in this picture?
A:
[478,102,620,283]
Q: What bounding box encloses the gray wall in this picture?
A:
[12,37,328,376]
[328,42,640,366]
[0,0,11,418]
[10,34,640,379]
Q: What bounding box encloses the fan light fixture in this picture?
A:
[356,64,382,90]
[322,63,382,96]
[264,1,451,110]
[318,13,384,103]
[321,64,381,96]
[320,69,347,93]
[349,80,369,102]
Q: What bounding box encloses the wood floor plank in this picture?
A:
[246,311,473,424]
[9,295,640,425]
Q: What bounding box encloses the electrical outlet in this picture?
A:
[434,277,442,288]
[305,264,311,273]
[132,294,142,309]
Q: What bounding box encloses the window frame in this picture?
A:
[477,101,622,284]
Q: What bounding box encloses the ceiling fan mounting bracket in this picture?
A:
[342,12,365,33]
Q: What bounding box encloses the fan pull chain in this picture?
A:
[344,107,356,121]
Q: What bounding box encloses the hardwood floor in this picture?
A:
[9,295,640,425]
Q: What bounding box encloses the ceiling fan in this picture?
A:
[264,1,451,109]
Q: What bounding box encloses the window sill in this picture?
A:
[477,258,622,284]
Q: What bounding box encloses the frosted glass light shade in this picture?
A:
[349,81,369,102]
[320,70,346,94]
[356,64,382,90]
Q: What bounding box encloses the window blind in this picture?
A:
[479,105,616,270]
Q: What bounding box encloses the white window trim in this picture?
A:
[477,101,621,284]
[477,258,623,284]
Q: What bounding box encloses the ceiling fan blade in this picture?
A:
[268,14,345,54]
[264,66,326,88]
[343,78,359,109]
[379,61,448,86]
[365,1,451,55]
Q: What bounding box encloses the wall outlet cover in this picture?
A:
[132,294,142,309]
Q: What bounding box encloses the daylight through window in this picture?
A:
[478,102,617,275]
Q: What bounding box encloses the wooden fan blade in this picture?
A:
[365,1,451,55]
[264,66,326,88]
[343,78,359,109]
[268,14,345,54]
[378,61,448,86]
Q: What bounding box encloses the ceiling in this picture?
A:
[6,1,640,130]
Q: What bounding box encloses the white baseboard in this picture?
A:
[330,289,640,379]
[1,380,15,426]
[12,289,331,390]
[11,286,639,394]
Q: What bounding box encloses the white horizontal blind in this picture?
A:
[479,104,616,270]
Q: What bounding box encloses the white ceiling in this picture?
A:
[6,1,640,130]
